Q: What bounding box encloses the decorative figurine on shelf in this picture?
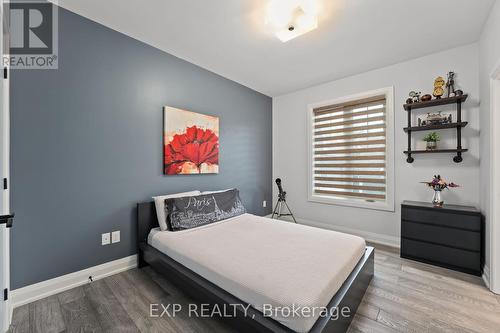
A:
[433,76,446,99]
[455,89,464,96]
[421,94,432,102]
[406,91,421,104]
[421,112,452,126]
[446,71,456,97]
[421,175,459,207]
[423,132,440,150]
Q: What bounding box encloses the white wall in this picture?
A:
[479,0,500,287]
[273,43,480,246]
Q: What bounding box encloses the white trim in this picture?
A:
[306,87,395,212]
[492,58,500,79]
[10,255,137,310]
[0,1,10,330]
[490,60,500,294]
[483,265,491,290]
[265,214,399,247]
[2,71,10,332]
[272,98,277,206]
[295,217,400,248]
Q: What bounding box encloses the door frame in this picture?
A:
[1,78,10,332]
[0,0,10,330]
[490,59,500,294]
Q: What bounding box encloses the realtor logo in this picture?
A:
[3,0,58,69]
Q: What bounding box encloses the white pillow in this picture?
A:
[153,191,201,231]
[201,188,234,195]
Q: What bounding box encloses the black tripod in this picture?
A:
[271,178,296,223]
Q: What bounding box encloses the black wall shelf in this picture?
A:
[404,94,468,163]
[404,94,468,111]
[403,149,468,155]
[403,122,468,133]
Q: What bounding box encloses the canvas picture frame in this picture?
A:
[163,106,219,175]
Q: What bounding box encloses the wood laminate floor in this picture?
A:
[8,244,500,333]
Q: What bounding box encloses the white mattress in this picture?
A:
[148,214,366,332]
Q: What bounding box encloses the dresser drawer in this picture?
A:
[401,220,481,251]
[401,238,481,275]
[402,207,480,231]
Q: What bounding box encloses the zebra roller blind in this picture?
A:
[312,95,387,201]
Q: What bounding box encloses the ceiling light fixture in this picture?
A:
[266,0,320,42]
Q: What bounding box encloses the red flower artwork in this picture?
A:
[164,126,219,174]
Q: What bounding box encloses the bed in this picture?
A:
[137,202,374,333]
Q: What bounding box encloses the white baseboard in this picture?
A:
[10,255,137,310]
[295,217,400,248]
[266,214,400,248]
[483,265,491,289]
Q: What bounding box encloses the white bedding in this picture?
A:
[148,213,366,332]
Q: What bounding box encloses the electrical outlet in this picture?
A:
[111,230,120,244]
[262,200,267,208]
[101,232,110,245]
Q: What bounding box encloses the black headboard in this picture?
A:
[137,201,158,244]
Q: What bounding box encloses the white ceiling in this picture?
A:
[51,0,495,96]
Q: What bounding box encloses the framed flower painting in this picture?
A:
[163,106,219,175]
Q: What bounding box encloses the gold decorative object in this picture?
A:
[433,76,445,99]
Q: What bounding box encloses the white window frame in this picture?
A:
[307,87,395,212]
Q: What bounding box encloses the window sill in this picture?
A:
[308,194,395,212]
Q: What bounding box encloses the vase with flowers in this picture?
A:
[421,175,459,207]
[423,132,440,150]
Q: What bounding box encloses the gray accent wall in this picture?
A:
[10,7,272,289]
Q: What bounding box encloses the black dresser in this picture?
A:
[401,201,483,276]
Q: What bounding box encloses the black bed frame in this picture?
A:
[137,202,374,333]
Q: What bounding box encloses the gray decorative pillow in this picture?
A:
[165,189,246,231]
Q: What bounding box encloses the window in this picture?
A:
[308,88,394,211]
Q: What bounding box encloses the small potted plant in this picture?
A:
[423,132,440,150]
[421,175,459,207]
